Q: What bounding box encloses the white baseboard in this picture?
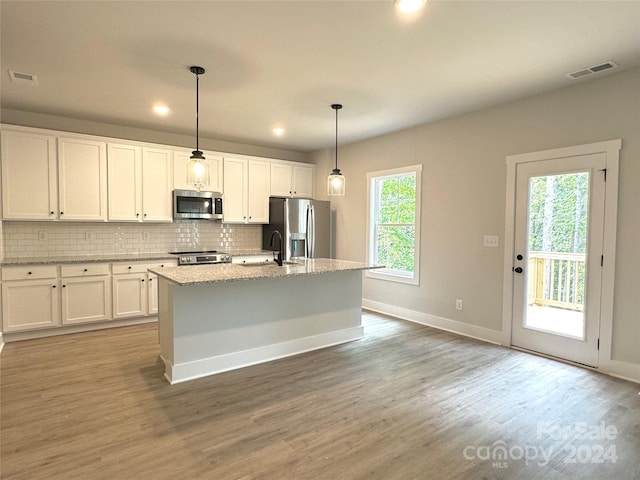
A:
[362,299,503,345]
[163,326,364,385]
[600,359,640,385]
[363,299,640,385]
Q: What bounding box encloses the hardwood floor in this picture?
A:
[1,312,638,480]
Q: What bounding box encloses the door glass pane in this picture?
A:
[525,172,589,339]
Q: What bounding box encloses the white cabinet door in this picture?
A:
[61,276,112,324]
[1,130,58,220]
[247,160,270,223]
[58,137,108,221]
[142,147,172,222]
[112,273,147,319]
[174,149,223,193]
[292,165,314,198]
[2,280,60,332]
[107,143,142,221]
[148,273,159,314]
[223,157,247,223]
[270,163,293,197]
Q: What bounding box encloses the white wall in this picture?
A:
[310,67,640,370]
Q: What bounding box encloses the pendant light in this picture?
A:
[327,103,346,196]
[187,66,210,191]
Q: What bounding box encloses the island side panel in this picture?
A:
[157,279,175,381]
[161,270,364,384]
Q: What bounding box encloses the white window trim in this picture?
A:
[366,164,422,285]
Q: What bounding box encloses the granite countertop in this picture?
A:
[0,252,177,266]
[149,258,382,286]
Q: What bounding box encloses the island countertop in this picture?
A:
[149,258,381,286]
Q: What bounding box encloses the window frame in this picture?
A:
[366,164,422,285]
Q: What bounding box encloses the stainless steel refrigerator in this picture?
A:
[263,197,332,260]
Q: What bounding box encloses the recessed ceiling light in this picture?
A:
[152,105,170,116]
[394,0,427,14]
[272,127,286,136]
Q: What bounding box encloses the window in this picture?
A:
[367,165,422,285]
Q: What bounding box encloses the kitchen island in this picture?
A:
[149,259,381,384]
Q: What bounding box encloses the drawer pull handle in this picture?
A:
[62,285,66,288]
[28,271,32,275]
[128,266,132,269]
[52,285,56,288]
[141,279,145,282]
[84,268,88,272]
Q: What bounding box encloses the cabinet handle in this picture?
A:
[84,268,88,272]
[136,213,140,217]
[50,211,54,215]
[62,284,66,288]
[141,279,145,282]
[143,213,147,217]
[60,211,64,215]
[160,264,164,268]
[52,285,56,289]
[128,266,132,269]
[149,278,153,282]
[28,271,32,275]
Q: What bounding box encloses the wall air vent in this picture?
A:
[567,61,617,80]
[8,70,38,86]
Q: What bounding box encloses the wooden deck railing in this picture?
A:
[527,251,585,311]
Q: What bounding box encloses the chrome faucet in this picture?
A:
[270,230,284,266]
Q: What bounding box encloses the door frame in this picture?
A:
[501,139,621,369]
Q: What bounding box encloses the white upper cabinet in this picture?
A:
[57,137,108,221]
[173,149,223,193]
[247,159,270,223]
[292,165,314,197]
[142,147,173,222]
[107,143,143,222]
[270,162,314,198]
[223,157,270,224]
[1,129,58,220]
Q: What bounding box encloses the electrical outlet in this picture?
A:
[85,231,94,241]
[38,231,48,241]
[456,299,463,311]
[142,232,150,241]
[483,235,499,247]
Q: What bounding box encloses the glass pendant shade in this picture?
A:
[187,150,209,191]
[327,168,346,196]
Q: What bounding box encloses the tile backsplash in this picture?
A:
[1,221,262,258]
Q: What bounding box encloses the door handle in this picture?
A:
[513,267,523,274]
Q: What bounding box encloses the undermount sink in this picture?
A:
[238,260,303,267]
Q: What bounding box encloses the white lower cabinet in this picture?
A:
[1,259,177,335]
[112,273,147,319]
[60,264,111,325]
[1,266,60,332]
[112,261,177,319]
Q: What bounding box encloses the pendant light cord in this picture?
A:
[335,106,338,171]
[195,72,200,152]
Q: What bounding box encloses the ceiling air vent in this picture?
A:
[8,70,38,86]
[567,61,617,80]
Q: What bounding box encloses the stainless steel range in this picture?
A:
[170,250,232,265]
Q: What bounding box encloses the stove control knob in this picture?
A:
[180,257,189,264]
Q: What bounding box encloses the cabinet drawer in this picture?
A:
[60,263,110,278]
[2,265,58,281]
[112,260,176,275]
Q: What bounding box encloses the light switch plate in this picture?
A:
[484,235,499,247]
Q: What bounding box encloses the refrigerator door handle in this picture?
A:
[306,205,311,258]
[310,205,316,258]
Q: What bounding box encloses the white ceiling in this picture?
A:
[2,1,639,153]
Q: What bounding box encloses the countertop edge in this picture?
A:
[149,260,383,286]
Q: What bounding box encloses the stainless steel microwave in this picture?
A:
[173,189,223,220]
